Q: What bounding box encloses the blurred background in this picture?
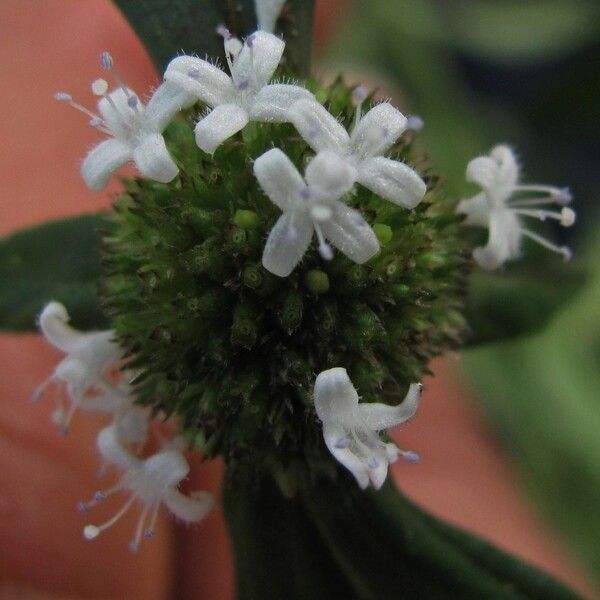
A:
[1,0,599,598]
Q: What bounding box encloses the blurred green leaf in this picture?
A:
[464,237,600,584]
[0,214,109,331]
[447,1,600,63]
[225,468,581,598]
[112,0,315,76]
[464,260,587,346]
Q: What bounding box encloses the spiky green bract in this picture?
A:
[102,78,469,479]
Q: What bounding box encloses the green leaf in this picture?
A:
[224,468,581,599]
[463,259,587,346]
[463,237,600,584]
[0,214,109,332]
[112,0,315,76]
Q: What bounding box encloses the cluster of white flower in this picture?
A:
[36,302,213,551]
[44,0,577,547]
[457,145,575,269]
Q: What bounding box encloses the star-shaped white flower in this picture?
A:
[254,148,380,277]
[314,367,421,490]
[80,425,213,552]
[35,302,125,433]
[164,30,314,154]
[56,52,196,191]
[456,145,575,270]
[289,92,427,209]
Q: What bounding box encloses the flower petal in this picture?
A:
[132,133,178,183]
[255,0,286,32]
[194,104,249,154]
[262,212,313,277]
[359,383,422,431]
[232,31,284,87]
[305,151,356,198]
[357,156,426,209]
[319,200,380,264]
[143,81,198,133]
[250,83,314,122]
[322,422,370,490]
[313,367,359,423]
[254,148,305,211]
[456,192,491,227]
[473,208,522,270]
[97,425,141,471]
[349,102,407,159]
[143,449,189,486]
[164,489,214,522]
[289,99,350,153]
[81,138,132,191]
[164,56,233,107]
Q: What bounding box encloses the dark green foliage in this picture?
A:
[112,0,315,76]
[0,214,109,331]
[223,466,581,599]
[463,258,586,346]
[102,78,469,472]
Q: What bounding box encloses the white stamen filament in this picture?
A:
[314,224,333,260]
[513,184,571,202]
[84,495,136,540]
[130,504,151,553]
[512,207,575,226]
[352,86,367,130]
[520,228,572,260]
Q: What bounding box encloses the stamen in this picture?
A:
[216,24,232,40]
[406,115,424,131]
[92,79,109,97]
[513,185,572,203]
[99,51,138,110]
[512,207,576,227]
[32,376,54,402]
[520,228,572,261]
[83,496,136,541]
[144,503,161,539]
[55,92,103,122]
[400,450,420,464]
[352,86,367,129]
[314,224,333,260]
[130,505,151,553]
[100,51,114,71]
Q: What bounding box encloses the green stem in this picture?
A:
[223,467,581,599]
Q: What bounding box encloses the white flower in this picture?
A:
[80,425,213,552]
[35,302,123,434]
[457,145,575,270]
[314,367,421,490]
[289,90,427,208]
[255,0,286,33]
[56,52,195,191]
[254,148,380,277]
[164,30,314,154]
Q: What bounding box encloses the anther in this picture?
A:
[188,68,201,79]
[552,187,572,204]
[143,529,155,538]
[83,525,100,540]
[100,51,114,70]
[401,450,420,464]
[406,115,424,131]
[92,79,109,96]
[128,541,139,553]
[300,186,311,200]
[216,24,232,39]
[246,33,256,48]
[54,92,72,102]
[94,491,107,502]
[352,86,367,106]
[319,243,334,261]
[127,95,138,108]
[78,502,90,513]
[560,207,576,227]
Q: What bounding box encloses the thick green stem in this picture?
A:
[223,467,581,599]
